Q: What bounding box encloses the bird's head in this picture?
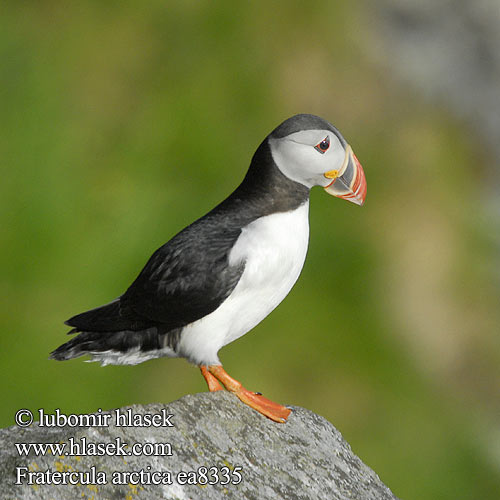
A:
[268,114,366,205]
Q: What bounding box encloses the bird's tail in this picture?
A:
[50,299,176,365]
[49,327,167,364]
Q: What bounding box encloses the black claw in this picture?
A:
[254,392,262,396]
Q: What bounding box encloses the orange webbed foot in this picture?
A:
[201,364,291,423]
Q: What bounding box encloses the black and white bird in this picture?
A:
[51,114,366,422]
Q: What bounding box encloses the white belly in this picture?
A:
[177,201,310,365]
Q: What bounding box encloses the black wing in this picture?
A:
[120,216,245,331]
[55,217,245,360]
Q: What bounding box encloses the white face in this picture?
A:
[268,129,346,189]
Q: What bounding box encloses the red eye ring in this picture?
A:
[314,136,330,154]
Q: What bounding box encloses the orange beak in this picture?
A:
[324,145,366,206]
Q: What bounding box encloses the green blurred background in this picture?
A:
[2,1,499,498]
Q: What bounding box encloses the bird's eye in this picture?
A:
[314,136,330,154]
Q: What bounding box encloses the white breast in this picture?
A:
[177,201,310,365]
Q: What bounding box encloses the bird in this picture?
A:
[50,114,366,423]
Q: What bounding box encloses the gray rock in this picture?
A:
[0,392,398,499]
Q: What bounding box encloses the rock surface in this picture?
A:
[0,392,398,499]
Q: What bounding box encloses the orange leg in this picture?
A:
[204,364,291,423]
[200,365,224,392]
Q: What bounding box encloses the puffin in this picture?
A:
[50,114,366,423]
